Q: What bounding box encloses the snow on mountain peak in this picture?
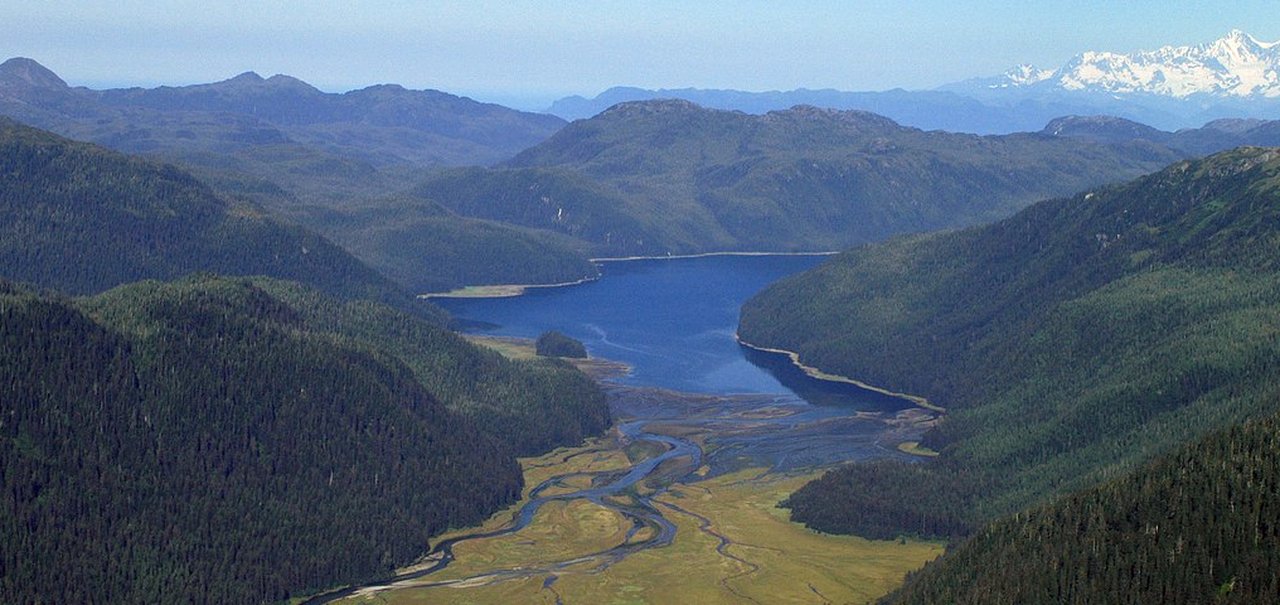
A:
[989,30,1280,98]
[1003,64,1054,86]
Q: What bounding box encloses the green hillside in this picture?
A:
[0,278,516,603]
[251,278,610,456]
[739,148,1280,536]
[0,275,609,604]
[888,413,1280,604]
[309,195,598,294]
[0,58,594,294]
[418,100,1182,256]
[0,118,428,311]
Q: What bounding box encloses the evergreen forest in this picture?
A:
[740,148,1280,597]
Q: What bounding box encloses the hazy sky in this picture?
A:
[5,1,1278,108]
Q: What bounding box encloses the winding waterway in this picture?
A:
[305,255,932,603]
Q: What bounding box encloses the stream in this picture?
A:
[303,255,930,602]
[302,378,928,604]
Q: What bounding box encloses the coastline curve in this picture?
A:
[735,335,945,413]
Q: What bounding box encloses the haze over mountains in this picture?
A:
[955,29,1280,99]
[0,56,564,168]
[551,31,1280,133]
[2,51,1278,299]
[3,17,1280,605]
[418,100,1180,256]
[13,56,1262,293]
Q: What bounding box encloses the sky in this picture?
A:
[4,1,1278,109]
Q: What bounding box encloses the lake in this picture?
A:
[308,254,931,603]
[439,254,907,411]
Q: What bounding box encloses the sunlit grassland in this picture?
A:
[540,469,944,605]
[462,334,539,360]
[341,445,944,605]
[896,441,940,457]
[424,285,529,298]
[430,498,633,581]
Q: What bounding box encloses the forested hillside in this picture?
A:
[0,275,609,604]
[253,278,610,456]
[0,58,596,294]
[417,100,1182,256]
[0,118,426,310]
[0,278,516,603]
[887,413,1280,604]
[309,195,597,293]
[740,148,1280,537]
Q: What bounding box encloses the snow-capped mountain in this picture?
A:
[993,64,1055,88]
[978,30,1280,98]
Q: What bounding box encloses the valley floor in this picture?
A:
[312,340,943,605]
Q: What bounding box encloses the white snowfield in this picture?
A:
[991,30,1280,98]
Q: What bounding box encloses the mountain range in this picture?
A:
[0,58,605,293]
[1040,114,1280,154]
[551,31,1280,132]
[417,100,1181,257]
[955,29,1280,99]
[0,57,564,168]
[4,54,1276,296]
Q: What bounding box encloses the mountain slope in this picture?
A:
[0,277,520,603]
[252,278,610,456]
[0,58,597,293]
[307,194,598,294]
[888,413,1280,604]
[0,273,609,603]
[739,147,1280,536]
[418,100,1180,257]
[0,118,437,313]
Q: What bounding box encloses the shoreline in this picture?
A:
[735,335,946,414]
[421,250,839,299]
[419,274,601,299]
[590,250,839,262]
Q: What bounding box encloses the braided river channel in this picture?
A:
[306,254,941,604]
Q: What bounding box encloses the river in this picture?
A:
[304,255,932,603]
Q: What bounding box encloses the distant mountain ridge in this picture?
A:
[961,30,1280,99]
[546,85,1037,133]
[0,57,565,167]
[0,58,605,294]
[550,32,1280,133]
[417,99,1181,257]
[1041,114,1280,154]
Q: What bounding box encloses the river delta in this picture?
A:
[310,256,945,604]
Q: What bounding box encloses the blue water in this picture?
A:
[440,255,907,411]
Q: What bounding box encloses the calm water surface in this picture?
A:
[304,255,921,603]
[440,255,905,410]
